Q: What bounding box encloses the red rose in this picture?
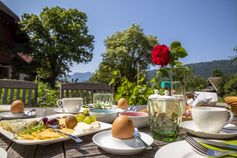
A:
[151,44,170,67]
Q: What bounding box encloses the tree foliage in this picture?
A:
[211,69,223,77]
[20,7,94,88]
[90,24,158,89]
[223,75,237,96]
[37,82,60,107]
[115,74,154,105]
[233,46,237,62]
[186,76,208,92]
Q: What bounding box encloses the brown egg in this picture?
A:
[117,98,128,109]
[10,100,25,113]
[65,115,77,129]
[112,115,134,139]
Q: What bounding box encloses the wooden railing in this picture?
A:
[0,79,38,107]
[60,82,113,104]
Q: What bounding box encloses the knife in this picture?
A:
[48,124,83,143]
[134,128,152,150]
[194,137,237,150]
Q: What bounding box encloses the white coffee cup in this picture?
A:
[192,107,234,133]
[57,98,83,113]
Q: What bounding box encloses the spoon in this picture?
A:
[24,109,36,116]
[134,128,152,149]
[48,124,83,143]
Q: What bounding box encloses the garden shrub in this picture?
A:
[115,75,154,106]
[37,82,60,107]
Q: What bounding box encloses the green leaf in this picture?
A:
[174,61,184,67]
[109,79,115,85]
[175,46,187,58]
[158,68,169,78]
[170,41,181,50]
[170,50,178,61]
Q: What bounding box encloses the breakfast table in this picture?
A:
[0,107,236,158]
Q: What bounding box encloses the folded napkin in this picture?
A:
[200,140,237,158]
[0,105,11,112]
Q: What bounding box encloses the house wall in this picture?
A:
[0,21,14,44]
[0,18,15,65]
[0,5,30,80]
[0,65,9,78]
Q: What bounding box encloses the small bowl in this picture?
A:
[89,109,118,123]
[119,111,148,128]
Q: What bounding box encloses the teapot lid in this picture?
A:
[148,89,161,99]
[159,90,175,99]
[150,90,178,100]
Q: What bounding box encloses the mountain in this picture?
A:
[68,72,92,82]
[187,59,237,78]
[69,60,237,82]
[148,59,237,79]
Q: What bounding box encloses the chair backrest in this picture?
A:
[60,82,113,104]
[0,79,38,107]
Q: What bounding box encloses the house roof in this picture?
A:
[17,53,33,63]
[0,1,19,21]
[208,77,220,92]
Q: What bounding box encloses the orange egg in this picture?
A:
[117,98,128,109]
[112,115,134,139]
[10,100,25,113]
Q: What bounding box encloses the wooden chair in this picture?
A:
[0,79,38,107]
[60,82,113,104]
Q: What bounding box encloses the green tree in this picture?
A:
[217,75,229,97]
[233,46,237,63]
[20,7,94,88]
[211,69,223,77]
[90,24,157,89]
[224,75,237,96]
[186,76,208,92]
[115,74,154,105]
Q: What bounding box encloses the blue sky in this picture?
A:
[2,0,237,74]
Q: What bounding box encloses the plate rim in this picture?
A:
[0,113,112,145]
[92,130,154,152]
[0,147,7,158]
[181,120,237,138]
[53,108,80,114]
[154,140,205,158]
[0,111,37,119]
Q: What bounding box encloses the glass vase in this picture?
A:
[171,67,187,114]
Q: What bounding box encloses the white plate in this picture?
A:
[155,140,205,158]
[53,107,121,114]
[53,108,81,114]
[0,147,7,158]
[87,104,126,112]
[93,130,153,155]
[0,111,36,120]
[181,121,237,139]
[0,114,112,145]
[0,105,10,112]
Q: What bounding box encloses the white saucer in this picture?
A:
[0,105,10,112]
[87,104,126,112]
[92,130,153,155]
[0,147,7,158]
[53,108,80,114]
[181,121,237,139]
[155,140,205,158]
[0,111,36,120]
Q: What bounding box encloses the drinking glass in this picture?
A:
[148,97,182,142]
[93,93,113,109]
